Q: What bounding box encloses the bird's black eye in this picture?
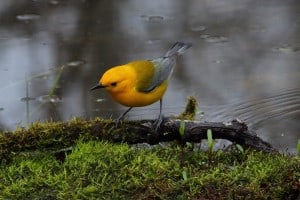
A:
[111,82,117,87]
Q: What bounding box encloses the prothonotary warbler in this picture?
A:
[91,42,192,129]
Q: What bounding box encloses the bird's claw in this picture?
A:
[153,114,164,133]
[114,107,133,128]
[115,117,123,128]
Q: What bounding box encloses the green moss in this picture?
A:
[0,139,299,199]
[177,96,198,120]
[0,152,62,199]
[0,116,299,199]
[0,118,108,162]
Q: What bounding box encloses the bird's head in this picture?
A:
[90,66,133,94]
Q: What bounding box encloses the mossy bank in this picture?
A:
[0,119,299,199]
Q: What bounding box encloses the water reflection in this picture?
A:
[0,0,299,153]
[200,34,229,43]
[67,60,86,67]
[16,14,41,21]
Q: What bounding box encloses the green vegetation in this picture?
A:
[21,65,65,127]
[0,121,299,199]
[179,120,185,137]
[236,144,245,153]
[207,129,215,151]
[177,96,198,120]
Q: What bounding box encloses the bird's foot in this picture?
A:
[153,114,164,133]
[114,107,133,128]
[115,116,124,128]
[116,107,133,128]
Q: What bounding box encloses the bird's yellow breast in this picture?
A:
[111,80,168,107]
[100,60,168,107]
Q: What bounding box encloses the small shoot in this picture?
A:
[179,120,185,137]
[49,65,64,97]
[186,142,193,149]
[236,144,244,153]
[207,129,216,151]
[182,170,188,181]
[206,129,216,166]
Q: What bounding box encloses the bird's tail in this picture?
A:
[164,42,192,57]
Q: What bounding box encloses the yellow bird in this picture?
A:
[91,42,192,129]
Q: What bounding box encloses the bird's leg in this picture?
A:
[115,107,133,127]
[153,99,163,132]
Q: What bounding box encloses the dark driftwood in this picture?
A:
[91,118,275,152]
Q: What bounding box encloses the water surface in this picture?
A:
[0,0,299,153]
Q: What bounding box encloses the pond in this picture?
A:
[0,0,299,153]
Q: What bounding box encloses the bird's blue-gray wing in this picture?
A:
[138,42,192,93]
[139,57,175,92]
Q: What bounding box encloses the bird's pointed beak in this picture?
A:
[90,83,106,91]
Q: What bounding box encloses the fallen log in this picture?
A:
[91,118,275,152]
[90,96,275,152]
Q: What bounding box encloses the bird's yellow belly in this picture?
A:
[109,81,168,107]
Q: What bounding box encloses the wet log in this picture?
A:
[91,118,276,152]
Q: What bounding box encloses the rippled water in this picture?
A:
[0,0,299,153]
[206,88,300,124]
